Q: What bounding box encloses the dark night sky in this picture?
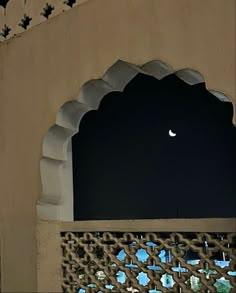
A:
[72,73,236,220]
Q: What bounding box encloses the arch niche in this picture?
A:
[37,60,235,221]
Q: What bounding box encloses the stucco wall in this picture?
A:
[0,0,235,291]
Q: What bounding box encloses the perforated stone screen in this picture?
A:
[61,231,236,293]
[0,0,88,41]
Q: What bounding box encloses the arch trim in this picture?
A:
[37,59,234,221]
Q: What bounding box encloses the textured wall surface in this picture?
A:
[0,0,235,291]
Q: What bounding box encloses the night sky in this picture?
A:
[72,73,236,220]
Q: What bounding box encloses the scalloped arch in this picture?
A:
[37,59,235,220]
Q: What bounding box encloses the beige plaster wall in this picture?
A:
[0,0,235,291]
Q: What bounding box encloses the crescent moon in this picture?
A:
[169,129,176,137]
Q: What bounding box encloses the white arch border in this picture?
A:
[37,59,235,221]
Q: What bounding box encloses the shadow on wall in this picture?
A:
[72,73,236,220]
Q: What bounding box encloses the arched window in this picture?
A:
[72,72,236,220]
[38,60,236,221]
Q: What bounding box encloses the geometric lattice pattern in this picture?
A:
[61,232,236,293]
[0,0,87,42]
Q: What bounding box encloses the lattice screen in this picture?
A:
[61,231,236,293]
[0,0,87,42]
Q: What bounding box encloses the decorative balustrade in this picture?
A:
[59,219,236,293]
[0,0,88,42]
